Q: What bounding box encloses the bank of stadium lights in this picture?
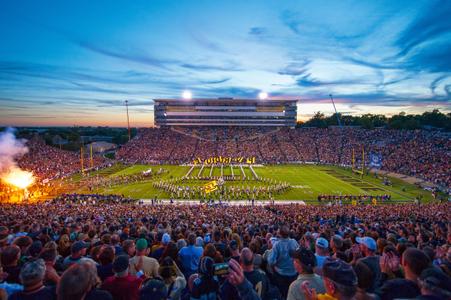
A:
[182,90,192,100]
[258,92,268,100]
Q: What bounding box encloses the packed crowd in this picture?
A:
[116,127,450,189]
[51,194,135,205]
[18,138,106,182]
[0,202,450,299]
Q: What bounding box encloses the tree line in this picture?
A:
[298,109,451,130]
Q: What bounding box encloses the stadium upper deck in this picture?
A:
[154,98,298,127]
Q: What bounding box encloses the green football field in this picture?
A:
[70,163,434,203]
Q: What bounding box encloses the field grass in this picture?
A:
[70,164,433,202]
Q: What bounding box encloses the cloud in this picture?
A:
[280,10,302,35]
[249,27,268,36]
[278,60,311,76]
[430,75,448,95]
[394,1,451,72]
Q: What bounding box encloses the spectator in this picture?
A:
[302,258,357,300]
[378,248,430,299]
[355,237,380,292]
[97,246,115,282]
[179,233,203,279]
[1,246,21,284]
[288,247,325,300]
[39,248,60,286]
[62,241,89,270]
[268,225,299,298]
[57,261,112,300]
[9,259,55,300]
[189,257,219,300]
[128,239,159,279]
[314,238,330,271]
[101,255,143,300]
[417,267,451,300]
[158,257,186,300]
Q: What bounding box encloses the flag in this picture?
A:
[369,153,382,168]
[351,200,357,206]
[204,180,218,194]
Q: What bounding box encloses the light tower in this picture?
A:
[125,100,131,142]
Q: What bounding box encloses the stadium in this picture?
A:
[1,1,451,300]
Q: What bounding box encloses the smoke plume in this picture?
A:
[0,128,29,174]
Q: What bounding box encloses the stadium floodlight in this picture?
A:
[182,90,192,100]
[258,92,268,100]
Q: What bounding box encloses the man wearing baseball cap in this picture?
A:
[129,238,159,278]
[314,237,330,270]
[62,241,90,270]
[418,267,451,299]
[302,258,357,300]
[356,236,380,292]
[288,247,325,300]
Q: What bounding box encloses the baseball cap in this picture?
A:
[71,241,88,253]
[112,255,129,273]
[229,240,238,251]
[140,279,167,300]
[356,237,376,251]
[419,267,451,295]
[162,233,171,245]
[323,258,357,286]
[290,247,316,268]
[316,237,329,249]
[198,256,214,276]
[136,238,148,251]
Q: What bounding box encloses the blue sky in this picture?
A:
[0,0,450,126]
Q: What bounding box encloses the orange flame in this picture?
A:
[2,167,35,189]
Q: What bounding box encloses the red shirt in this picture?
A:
[101,275,143,300]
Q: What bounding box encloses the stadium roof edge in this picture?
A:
[154,98,300,103]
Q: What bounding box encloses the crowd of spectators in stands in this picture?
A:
[17,138,106,182]
[116,127,450,189]
[1,201,450,299]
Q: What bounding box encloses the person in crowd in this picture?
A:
[302,258,358,300]
[158,257,186,300]
[39,248,60,286]
[101,255,143,300]
[9,259,55,300]
[139,279,167,300]
[353,261,376,300]
[1,246,21,284]
[268,225,299,298]
[378,247,431,299]
[97,246,115,282]
[314,238,330,271]
[417,267,451,300]
[288,247,325,300]
[189,256,219,300]
[128,239,159,278]
[330,235,343,260]
[355,237,380,292]
[179,233,203,279]
[57,261,111,300]
[62,241,89,270]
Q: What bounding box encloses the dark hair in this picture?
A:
[39,248,57,263]
[1,245,20,266]
[98,246,115,265]
[354,261,374,290]
[188,233,196,246]
[280,225,290,238]
[403,248,430,276]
